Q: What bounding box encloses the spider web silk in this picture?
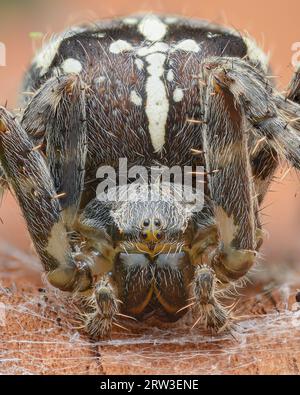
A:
[0,240,300,375]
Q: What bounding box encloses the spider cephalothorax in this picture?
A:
[1,14,300,338]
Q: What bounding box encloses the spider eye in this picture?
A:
[156,232,163,240]
[143,218,150,227]
[141,232,148,240]
[154,218,161,227]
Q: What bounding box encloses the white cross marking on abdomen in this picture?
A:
[108,14,202,152]
[144,52,169,152]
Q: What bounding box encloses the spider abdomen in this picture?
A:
[24,14,265,169]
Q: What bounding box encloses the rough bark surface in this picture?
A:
[0,244,299,375]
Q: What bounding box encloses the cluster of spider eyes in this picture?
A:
[143,218,161,227]
[141,218,163,240]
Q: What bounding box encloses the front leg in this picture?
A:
[0,107,92,292]
[200,62,257,284]
[21,74,88,227]
[190,63,258,332]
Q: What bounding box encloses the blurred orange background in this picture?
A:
[0,0,300,264]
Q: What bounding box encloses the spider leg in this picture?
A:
[0,165,8,200]
[188,61,261,331]
[84,274,119,339]
[21,75,117,293]
[286,64,300,105]
[199,61,257,284]
[274,65,300,136]
[192,265,229,332]
[0,77,93,292]
[212,58,300,262]
[191,56,300,331]
[21,74,87,226]
[202,57,300,171]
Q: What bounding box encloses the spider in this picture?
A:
[1,14,300,338]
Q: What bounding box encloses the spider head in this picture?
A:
[111,184,195,255]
